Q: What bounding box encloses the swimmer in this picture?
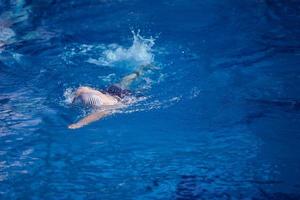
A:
[68,65,150,129]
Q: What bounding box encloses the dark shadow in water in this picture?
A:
[215,47,275,69]
[239,111,266,125]
[175,175,201,200]
[246,98,300,112]
[174,175,300,200]
[261,0,300,53]
[258,188,300,200]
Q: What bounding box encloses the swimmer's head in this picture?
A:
[72,95,83,105]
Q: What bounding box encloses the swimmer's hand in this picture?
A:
[68,110,109,129]
[68,123,83,129]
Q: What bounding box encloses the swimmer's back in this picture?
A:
[74,87,119,107]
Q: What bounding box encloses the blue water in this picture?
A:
[1,0,300,199]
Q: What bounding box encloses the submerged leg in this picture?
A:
[118,71,140,89]
[118,64,153,89]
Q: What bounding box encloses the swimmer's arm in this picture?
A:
[68,110,109,129]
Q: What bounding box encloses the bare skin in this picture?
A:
[68,70,142,129]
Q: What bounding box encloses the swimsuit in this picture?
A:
[106,85,131,99]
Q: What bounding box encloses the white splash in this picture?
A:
[87,30,155,67]
[63,88,75,104]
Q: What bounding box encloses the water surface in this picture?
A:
[1,0,300,199]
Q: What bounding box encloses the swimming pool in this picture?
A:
[1,0,300,199]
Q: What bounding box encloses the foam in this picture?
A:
[62,31,155,70]
[119,95,182,114]
[87,30,155,67]
[63,88,76,104]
